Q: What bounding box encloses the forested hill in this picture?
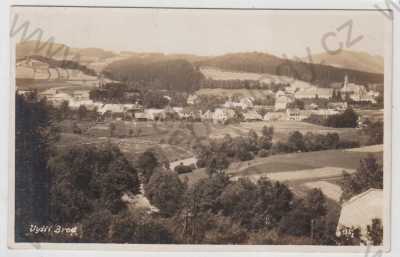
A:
[103,57,204,92]
[195,52,384,86]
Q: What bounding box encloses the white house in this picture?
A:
[181,108,200,120]
[172,107,184,118]
[294,86,333,99]
[201,110,214,120]
[145,109,166,121]
[134,112,148,121]
[286,109,312,121]
[223,97,254,110]
[187,94,199,105]
[274,95,294,111]
[311,109,339,117]
[69,99,96,110]
[38,89,73,106]
[336,189,383,245]
[328,102,348,111]
[213,108,235,123]
[72,90,90,101]
[98,104,125,115]
[243,110,263,121]
[275,90,286,98]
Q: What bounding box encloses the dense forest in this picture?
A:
[195,52,384,86]
[103,57,204,93]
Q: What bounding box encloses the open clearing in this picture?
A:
[344,144,383,153]
[232,167,356,183]
[303,181,343,202]
[181,146,383,186]
[208,121,360,142]
[195,88,274,99]
[16,79,97,92]
[200,67,294,84]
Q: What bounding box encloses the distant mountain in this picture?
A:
[15,41,384,88]
[196,52,384,86]
[16,41,116,60]
[304,50,384,74]
[16,41,70,59]
[118,51,209,63]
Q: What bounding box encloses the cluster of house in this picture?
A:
[18,74,380,124]
[274,75,378,111]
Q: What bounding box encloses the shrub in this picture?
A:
[258,149,270,157]
[145,170,185,217]
[174,164,193,174]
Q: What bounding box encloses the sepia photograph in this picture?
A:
[9,5,393,250]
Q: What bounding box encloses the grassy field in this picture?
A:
[208,121,360,142]
[180,146,383,186]
[16,79,97,92]
[195,88,274,99]
[199,67,293,84]
[355,109,384,122]
[229,147,383,175]
[57,120,198,162]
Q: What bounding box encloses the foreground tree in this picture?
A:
[367,218,383,245]
[341,155,383,201]
[110,211,175,244]
[145,170,185,217]
[137,150,160,183]
[15,93,57,241]
[48,144,140,224]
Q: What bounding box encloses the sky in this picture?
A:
[11,7,388,58]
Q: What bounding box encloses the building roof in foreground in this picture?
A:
[336,188,383,238]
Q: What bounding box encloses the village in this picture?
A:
[15,48,385,247]
[18,62,381,127]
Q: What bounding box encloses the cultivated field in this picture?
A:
[355,109,384,122]
[195,88,274,99]
[208,121,360,142]
[16,79,97,92]
[180,146,383,189]
[200,67,293,84]
[57,120,201,162]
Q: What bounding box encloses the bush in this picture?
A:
[326,108,358,128]
[258,149,270,157]
[174,164,193,174]
[278,202,312,237]
[81,210,112,243]
[110,212,175,244]
[340,155,383,201]
[145,170,185,217]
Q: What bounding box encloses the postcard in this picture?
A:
[8,5,393,252]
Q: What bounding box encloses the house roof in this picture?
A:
[337,189,383,236]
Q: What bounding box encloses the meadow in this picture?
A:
[180,145,384,187]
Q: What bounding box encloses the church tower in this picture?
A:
[343,74,348,88]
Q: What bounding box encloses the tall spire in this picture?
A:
[344,74,348,88]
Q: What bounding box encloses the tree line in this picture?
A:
[193,127,360,177]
